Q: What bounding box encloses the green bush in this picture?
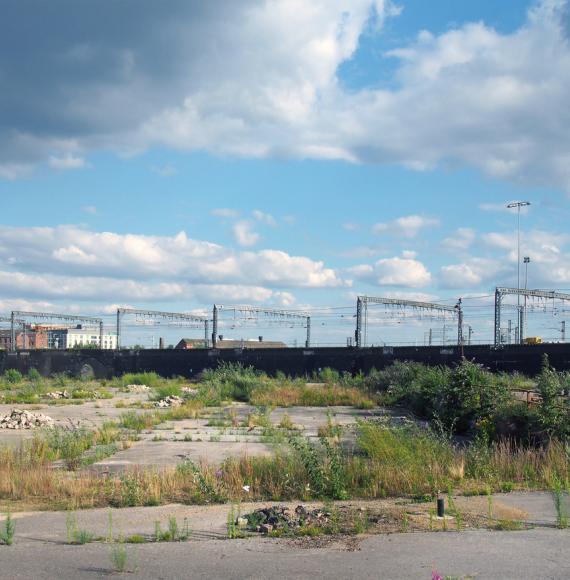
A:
[27,368,41,381]
[536,355,569,441]
[434,360,508,434]
[200,363,267,403]
[4,369,23,384]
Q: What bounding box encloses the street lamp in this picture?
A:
[506,201,531,343]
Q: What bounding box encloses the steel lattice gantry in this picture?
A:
[10,311,104,351]
[494,287,570,347]
[212,304,311,348]
[355,295,463,348]
[115,308,209,349]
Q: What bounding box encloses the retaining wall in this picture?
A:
[1,343,569,379]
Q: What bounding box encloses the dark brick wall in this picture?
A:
[1,343,569,379]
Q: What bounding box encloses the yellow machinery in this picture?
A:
[523,336,543,345]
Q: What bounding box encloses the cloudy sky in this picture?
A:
[2,0,570,346]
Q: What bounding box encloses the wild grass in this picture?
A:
[250,382,375,407]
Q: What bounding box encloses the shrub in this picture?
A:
[27,368,41,381]
[536,355,569,441]
[434,360,508,434]
[4,369,23,384]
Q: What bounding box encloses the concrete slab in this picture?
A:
[91,438,275,472]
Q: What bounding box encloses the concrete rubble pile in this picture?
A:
[155,395,184,408]
[46,390,69,399]
[126,384,151,393]
[241,505,333,534]
[0,409,55,429]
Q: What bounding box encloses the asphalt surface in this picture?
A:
[1,528,569,579]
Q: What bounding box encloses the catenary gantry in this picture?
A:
[494,287,570,347]
[116,308,209,349]
[355,295,463,348]
[212,304,311,348]
[9,311,104,351]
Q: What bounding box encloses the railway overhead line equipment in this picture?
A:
[355,295,463,349]
[211,304,311,348]
[115,308,209,349]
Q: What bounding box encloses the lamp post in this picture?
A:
[507,201,530,343]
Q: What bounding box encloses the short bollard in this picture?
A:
[437,498,445,518]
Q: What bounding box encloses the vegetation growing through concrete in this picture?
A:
[0,359,569,515]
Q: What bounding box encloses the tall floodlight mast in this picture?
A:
[506,201,531,344]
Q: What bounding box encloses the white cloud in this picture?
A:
[350,256,432,287]
[232,221,260,247]
[3,1,570,194]
[0,225,346,291]
[81,205,98,215]
[373,215,439,238]
[252,210,277,227]
[48,153,86,170]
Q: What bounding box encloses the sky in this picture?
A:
[1,0,570,347]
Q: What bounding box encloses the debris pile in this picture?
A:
[155,395,184,408]
[0,409,55,429]
[241,505,333,534]
[46,390,69,400]
[126,384,150,393]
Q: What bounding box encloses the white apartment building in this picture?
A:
[49,326,117,350]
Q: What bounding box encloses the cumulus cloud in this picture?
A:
[2,1,570,193]
[350,255,432,287]
[0,225,346,297]
[373,215,439,238]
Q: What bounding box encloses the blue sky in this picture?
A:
[1,0,570,346]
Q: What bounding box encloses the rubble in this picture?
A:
[125,384,151,393]
[241,505,334,534]
[155,395,184,408]
[0,409,55,429]
[46,390,69,400]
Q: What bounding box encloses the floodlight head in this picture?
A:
[506,201,531,208]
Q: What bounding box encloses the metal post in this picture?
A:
[305,316,311,348]
[10,311,16,352]
[355,297,363,348]
[519,306,525,344]
[428,328,433,346]
[116,309,121,350]
[562,321,566,342]
[468,326,473,345]
[205,320,209,348]
[456,298,463,346]
[494,288,502,347]
[212,305,218,348]
[99,320,104,349]
[507,319,512,344]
